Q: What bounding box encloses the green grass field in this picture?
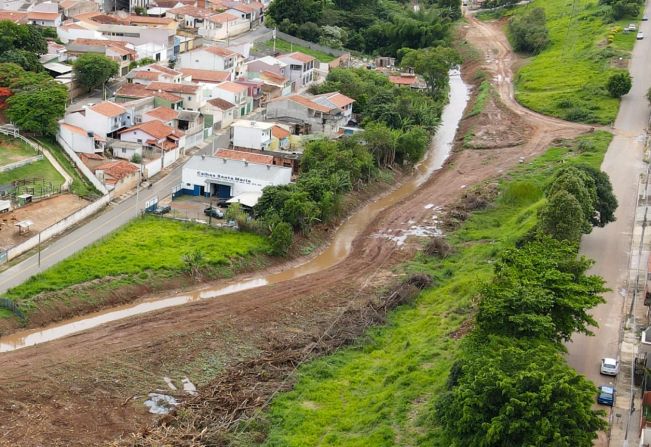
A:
[6,216,269,311]
[0,159,64,196]
[249,131,612,446]
[261,38,336,62]
[512,0,639,124]
[0,134,36,166]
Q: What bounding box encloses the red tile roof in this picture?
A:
[133,71,161,81]
[216,149,273,165]
[117,83,183,103]
[0,10,27,23]
[202,46,236,58]
[216,81,247,93]
[271,95,330,113]
[149,64,181,76]
[90,101,126,117]
[146,81,199,94]
[321,92,354,108]
[179,68,230,83]
[27,11,60,21]
[389,74,417,86]
[207,12,239,23]
[272,125,290,139]
[95,160,139,181]
[145,106,179,121]
[260,70,288,84]
[284,51,315,64]
[121,119,183,140]
[206,97,236,110]
[61,123,88,137]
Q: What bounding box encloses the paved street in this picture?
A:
[566,0,651,443]
[0,131,230,295]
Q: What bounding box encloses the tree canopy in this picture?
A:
[0,21,49,72]
[400,46,461,98]
[436,337,607,447]
[508,8,550,54]
[73,54,119,93]
[606,71,632,98]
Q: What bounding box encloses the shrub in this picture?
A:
[606,71,632,98]
[508,8,550,54]
[424,236,453,258]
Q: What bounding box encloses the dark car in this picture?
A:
[204,206,224,218]
[597,385,615,406]
[152,205,171,215]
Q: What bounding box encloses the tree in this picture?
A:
[547,167,596,233]
[607,71,632,98]
[267,0,322,26]
[0,49,42,72]
[396,126,429,163]
[5,80,67,135]
[361,122,397,166]
[476,236,606,343]
[575,164,618,227]
[269,220,293,256]
[538,190,585,242]
[400,46,461,98]
[508,8,550,54]
[0,21,48,57]
[73,54,119,93]
[436,337,607,447]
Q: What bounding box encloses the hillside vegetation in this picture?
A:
[237,131,614,445]
[512,0,639,124]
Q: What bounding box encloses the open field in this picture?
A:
[0,134,36,166]
[259,131,613,446]
[260,38,336,62]
[0,158,64,196]
[4,216,270,314]
[510,0,639,124]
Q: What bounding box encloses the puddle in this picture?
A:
[0,73,470,354]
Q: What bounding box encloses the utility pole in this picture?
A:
[135,169,140,216]
[208,198,213,225]
[37,231,41,267]
[273,27,277,53]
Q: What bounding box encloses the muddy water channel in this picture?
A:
[0,73,469,353]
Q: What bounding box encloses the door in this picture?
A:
[216,183,231,199]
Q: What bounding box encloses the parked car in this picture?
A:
[643,15,648,21]
[597,386,616,406]
[600,357,619,376]
[204,206,224,218]
[152,205,171,215]
[627,23,637,31]
[638,31,645,40]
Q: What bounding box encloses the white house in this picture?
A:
[58,122,105,154]
[63,101,133,141]
[212,81,251,118]
[177,46,238,73]
[199,12,249,42]
[266,92,354,135]
[26,2,62,27]
[145,81,204,110]
[119,119,185,152]
[231,120,273,151]
[277,52,316,90]
[181,154,292,200]
[201,97,237,129]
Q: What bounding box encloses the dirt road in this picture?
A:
[0,18,593,447]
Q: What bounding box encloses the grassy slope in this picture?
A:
[36,137,100,198]
[261,39,336,62]
[513,0,638,124]
[255,131,612,446]
[6,216,269,310]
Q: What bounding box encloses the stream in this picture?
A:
[0,72,470,353]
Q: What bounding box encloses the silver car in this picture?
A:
[600,357,619,376]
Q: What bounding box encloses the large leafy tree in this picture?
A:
[508,8,550,54]
[477,236,606,343]
[575,164,618,227]
[436,337,607,447]
[267,0,323,26]
[0,21,48,56]
[73,54,119,92]
[547,166,596,233]
[538,190,586,242]
[606,71,632,98]
[5,80,68,135]
[400,46,461,98]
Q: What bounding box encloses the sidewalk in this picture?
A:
[610,156,651,446]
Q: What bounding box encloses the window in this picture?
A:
[137,139,142,143]
[122,148,126,153]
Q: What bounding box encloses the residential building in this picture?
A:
[145,81,204,110]
[201,97,236,129]
[212,81,251,118]
[59,122,106,154]
[199,12,249,41]
[59,0,98,19]
[177,46,238,73]
[119,119,185,166]
[64,100,133,140]
[272,125,290,151]
[248,70,292,100]
[246,56,287,78]
[66,38,137,76]
[142,106,179,127]
[0,10,28,24]
[26,2,62,27]
[178,68,231,84]
[277,52,316,90]
[115,83,184,109]
[266,92,354,135]
[93,160,139,196]
[231,120,273,151]
[126,63,184,84]
[180,154,292,201]
[235,78,264,108]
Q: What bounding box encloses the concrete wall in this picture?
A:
[0,155,43,173]
[56,134,109,194]
[7,193,111,261]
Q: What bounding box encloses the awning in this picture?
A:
[226,191,262,208]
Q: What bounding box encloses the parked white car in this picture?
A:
[600,357,619,376]
[637,31,645,40]
[628,23,637,31]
